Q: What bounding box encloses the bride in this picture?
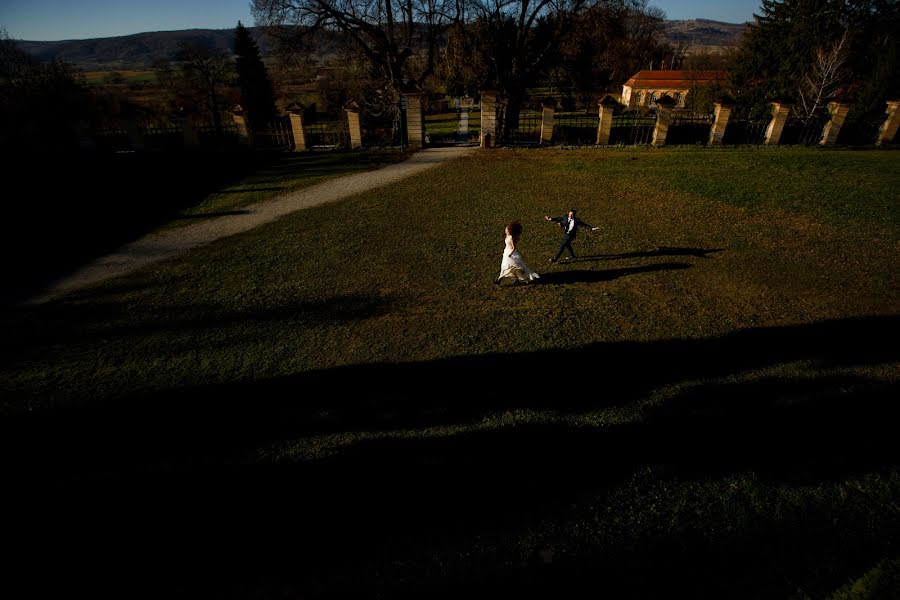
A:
[497,221,540,284]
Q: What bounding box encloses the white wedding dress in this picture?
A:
[498,234,540,283]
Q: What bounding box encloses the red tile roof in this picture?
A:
[624,70,727,89]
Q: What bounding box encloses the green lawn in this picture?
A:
[82,69,157,84]
[3,147,899,597]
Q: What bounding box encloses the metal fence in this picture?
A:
[304,120,350,149]
[94,127,131,152]
[142,121,183,151]
[196,122,240,147]
[362,112,403,147]
[254,117,294,150]
[507,111,542,145]
[609,110,656,145]
[722,107,770,145]
[836,113,886,146]
[780,112,829,145]
[554,112,599,145]
[666,111,714,145]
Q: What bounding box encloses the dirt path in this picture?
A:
[28,146,476,304]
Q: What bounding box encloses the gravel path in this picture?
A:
[29,146,476,304]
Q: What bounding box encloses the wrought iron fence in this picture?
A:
[666,111,714,145]
[254,117,294,150]
[722,107,771,145]
[507,111,542,145]
[362,111,403,147]
[609,110,656,145]
[554,112,599,145]
[196,122,240,147]
[836,113,885,146]
[304,119,349,149]
[780,112,829,145]
[94,127,131,152]
[142,121,183,151]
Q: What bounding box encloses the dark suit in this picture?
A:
[549,215,594,260]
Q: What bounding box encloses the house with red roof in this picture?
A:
[622,70,727,108]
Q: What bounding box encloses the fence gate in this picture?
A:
[255,116,294,150]
[362,109,403,147]
[667,111,715,145]
[507,111,542,145]
[722,107,771,145]
[609,108,656,145]
[836,113,886,146]
[780,112,829,145]
[304,116,350,149]
[554,111,599,145]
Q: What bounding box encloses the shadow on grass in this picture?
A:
[1,150,282,305]
[3,315,899,598]
[0,149,411,306]
[0,293,395,361]
[570,246,725,263]
[536,262,692,284]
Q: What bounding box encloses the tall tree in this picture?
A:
[0,29,90,152]
[729,0,899,116]
[252,0,461,103]
[234,21,278,127]
[464,0,634,139]
[172,44,236,136]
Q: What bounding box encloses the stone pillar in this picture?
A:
[876,100,900,146]
[230,105,251,146]
[820,102,851,145]
[480,89,498,148]
[126,116,144,151]
[286,102,308,152]
[178,113,199,148]
[596,95,618,145]
[403,92,425,149]
[540,103,555,144]
[708,98,734,145]
[764,102,791,145]
[652,95,676,146]
[345,101,363,149]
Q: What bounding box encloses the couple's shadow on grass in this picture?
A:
[528,247,722,285]
[573,246,724,262]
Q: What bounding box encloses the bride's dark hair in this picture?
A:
[507,221,523,237]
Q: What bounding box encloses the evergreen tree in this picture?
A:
[729,0,899,116]
[234,21,277,127]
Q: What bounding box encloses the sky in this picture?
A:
[1,0,762,41]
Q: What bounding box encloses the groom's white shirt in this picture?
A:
[568,219,576,233]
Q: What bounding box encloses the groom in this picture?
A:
[545,209,600,262]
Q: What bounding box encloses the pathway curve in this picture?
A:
[30,145,476,304]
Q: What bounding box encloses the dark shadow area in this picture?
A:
[0,293,395,364]
[570,246,725,263]
[173,209,253,219]
[537,262,692,284]
[0,149,286,305]
[0,148,410,306]
[212,187,285,193]
[3,316,899,598]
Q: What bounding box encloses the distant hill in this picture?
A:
[17,19,749,71]
[16,28,275,71]
[660,19,749,50]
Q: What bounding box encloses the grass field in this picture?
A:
[3,146,899,597]
[82,69,157,85]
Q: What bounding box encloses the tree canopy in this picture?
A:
[235,21,278,127]
[730,0,900,116]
